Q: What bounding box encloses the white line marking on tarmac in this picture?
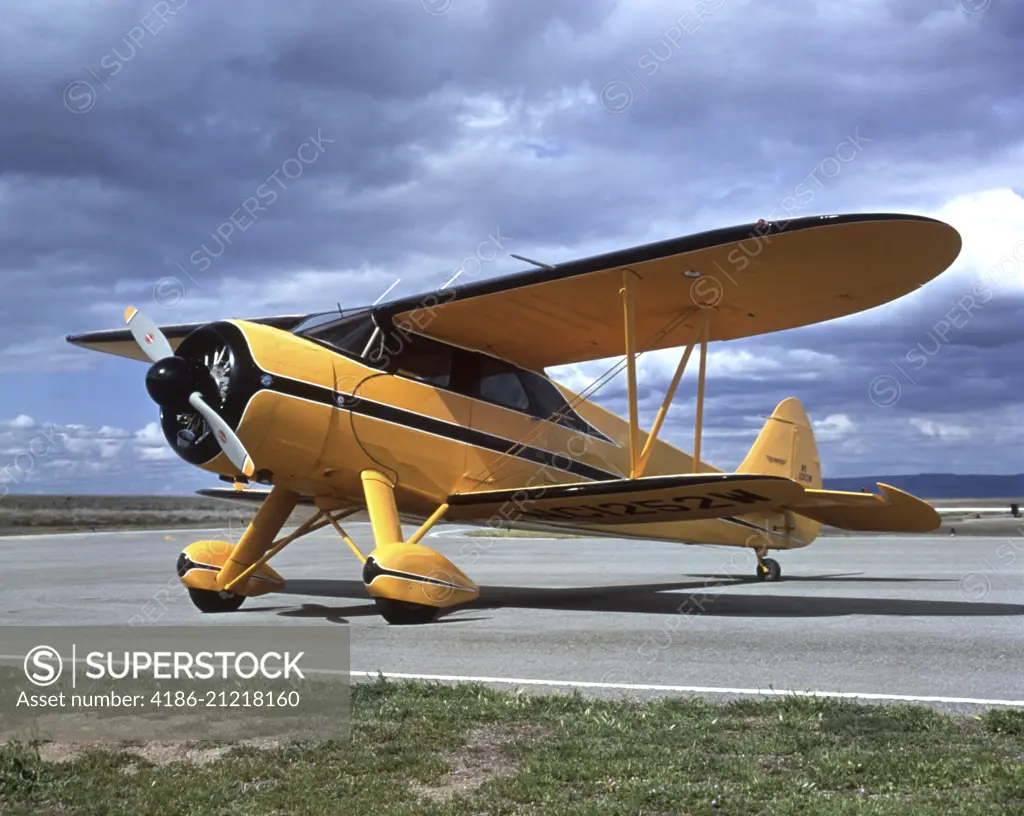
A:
[428,526,563,542]
[0,655,1015,707]
[428,526,478,539]
[348,670,1024,707]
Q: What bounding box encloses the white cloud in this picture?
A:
[4,414,34,429]
[814,414,856,441]
[137,445,177,462]
[133,421,178,462]
[934,188,1024,294]
[0,335,98,374]
[0,418,200,492]
[909,418,971,440]
[133,422,165,447]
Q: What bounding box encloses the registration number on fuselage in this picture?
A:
[524,488,771,522]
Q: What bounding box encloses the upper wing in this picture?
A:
[787,483,941,532]
[67,314,312,362]
[445,473,805,526]
[379,214,961,370]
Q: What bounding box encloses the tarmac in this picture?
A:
[2,524,1021,712]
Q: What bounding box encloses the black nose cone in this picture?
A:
[145,356,192,410]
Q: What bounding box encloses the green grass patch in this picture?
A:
[1,680,1022,814]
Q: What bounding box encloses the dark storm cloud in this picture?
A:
[0,0,1020,486]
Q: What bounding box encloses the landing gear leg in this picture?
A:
[755,553,782,582]
[359,470,479,625]
[178,486,300,614]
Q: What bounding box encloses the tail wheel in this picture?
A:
[374,597,439,625]
[756,558,782,582]
[187,587,246,613]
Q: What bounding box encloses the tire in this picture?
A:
[187,587,246,613]
[761,558,782,582]
[374,597,440,625]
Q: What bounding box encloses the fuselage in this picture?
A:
[167,315,812,553]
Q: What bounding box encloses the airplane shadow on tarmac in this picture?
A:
[263,575,1024,624]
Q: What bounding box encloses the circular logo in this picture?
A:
[868,374,901,408]
[63,80,97,114]
[423,569,458,604]
[600,667,635,688]
[152,276,185,309]
[335,377,362,408]
[422,0,454,14]
[600,79,633,114]
[689,274,724,308]
[24,645,63,686]
[957,571,991,602]
[960,0,991,14]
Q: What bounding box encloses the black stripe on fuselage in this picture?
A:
[237,335,799,541]
[445,473,781,505]
[264,374,619,483]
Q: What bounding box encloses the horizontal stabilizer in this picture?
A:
[788,483,940,532]
[446,473,805,527]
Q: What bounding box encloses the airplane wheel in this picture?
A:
[374,597,439,625]
[187,587,246,613]
[756,558,782,582]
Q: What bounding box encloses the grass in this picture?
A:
[0,495,261,536]
[2,680,1022,814]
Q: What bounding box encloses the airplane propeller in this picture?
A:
[125,307,255,478]
[124,306,174,363]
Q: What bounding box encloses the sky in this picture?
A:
[0,0,1021,495]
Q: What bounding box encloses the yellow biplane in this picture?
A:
[68,213,962,624]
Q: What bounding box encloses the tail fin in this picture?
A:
[737,397,822,546]
[738,397,821,488]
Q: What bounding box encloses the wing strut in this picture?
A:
[692,309,710,473]
[621,268,713,479]
[621,269,641,477]
[634,308,710,478]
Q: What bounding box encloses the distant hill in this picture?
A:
[823,473,1024,499]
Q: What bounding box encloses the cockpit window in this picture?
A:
[396,342,452,387]
[371,327,453,387]
[472,357,530,411]
[296,309,612,442]
[291,311,344,334]
[297,310,376,356]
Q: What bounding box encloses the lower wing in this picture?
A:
[445,473,804,526]
[197,479,945,534]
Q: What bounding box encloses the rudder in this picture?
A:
[737,397,822,546]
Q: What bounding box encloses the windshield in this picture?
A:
[291,310,347,333]
[295,309,377,356]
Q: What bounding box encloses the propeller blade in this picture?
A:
[124,306,174,363]
[187,392,255,478]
